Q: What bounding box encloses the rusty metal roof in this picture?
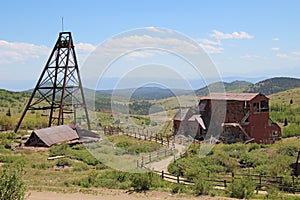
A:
[199,93,261,101]
[33,125,79,147]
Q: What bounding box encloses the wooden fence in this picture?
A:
[153,170,300,193]
[136,148,175,168]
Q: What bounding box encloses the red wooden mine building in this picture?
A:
[173,93,281,144]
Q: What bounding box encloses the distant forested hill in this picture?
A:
[243,77,300,95]
[195,81,252,96]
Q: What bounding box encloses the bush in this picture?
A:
[131,173,152,191]
[49,143,69,157]
[228,176,255,199]
[56,158,72,167]
[171,183,185,194]
[277,145,298,156]
[193,177,212,196]
[0,163,26,200]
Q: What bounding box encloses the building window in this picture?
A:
[260,100,269,112]
[253,101,269,112]
[253,103,259,112]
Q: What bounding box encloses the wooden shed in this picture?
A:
[25,125,79,147]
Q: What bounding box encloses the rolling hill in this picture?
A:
[195,80,252,96]
[243,77,300,95]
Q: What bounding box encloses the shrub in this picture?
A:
[0,162,26,200]
[228,176,255,199]
[131,173,152,191]
[56,158,72,167]
[193,177,212,196]
[49,143,70,157]
[277,145,298,156]
[171,183,185,194]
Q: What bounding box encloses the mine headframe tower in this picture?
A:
[14,32,91,132]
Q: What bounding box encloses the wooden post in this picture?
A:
[161,171,164,180]
[141,156,144,167]
[177,175,180,183]
[259,174,262,189]
[292,175,295,194]
[224,180,227,187]
[149,153,151,162]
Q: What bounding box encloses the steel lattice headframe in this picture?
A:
[14,32,90,132]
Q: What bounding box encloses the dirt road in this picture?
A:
[28,189,234,200]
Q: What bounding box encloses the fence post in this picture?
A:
[259,173,262,189]
[141,156,144,167]
[224,180,227,187]
[292,175,295,194]
[177,175,180,183]
[149,153,151,162]
[134,130,136,138]
[161,171,164,180]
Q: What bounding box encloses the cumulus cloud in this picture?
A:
[271,47,280,51]
[210,30,254,40]
[75,43,96,53]
[0,40,50,64]
[273,38,280,41]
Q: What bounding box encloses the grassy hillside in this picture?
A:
[243,77,300,95]
[195,80,252,96]
[269,87,300,137]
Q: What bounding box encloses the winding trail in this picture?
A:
[145,143,186,172]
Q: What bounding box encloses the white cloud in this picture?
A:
[76,43,96,53]
[198,38,222,46]
[145,27,174,34]
[292,50,300,56]
[95,34,200,59]
[277,53,289,58]
[196,39,223,54]
[0,40,50,64]
[210,30,254,40]
[271,47,280,51]
[241,54,261,60]
[200,44,224,54]
[273,38,280,41]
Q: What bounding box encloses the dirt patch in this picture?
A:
[27,189,235,200]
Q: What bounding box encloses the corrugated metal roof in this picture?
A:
[33,125,79,147]
[199,92,260,101]
[173,108,190,121]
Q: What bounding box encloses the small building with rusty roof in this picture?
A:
[25,125,79,147]
[173,93,281,144]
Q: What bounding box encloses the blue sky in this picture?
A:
[1,0,300,90]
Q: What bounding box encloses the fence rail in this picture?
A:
[136,148,175,168]
[151,170,300,193]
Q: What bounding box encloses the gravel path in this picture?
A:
[145,143,186,172]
